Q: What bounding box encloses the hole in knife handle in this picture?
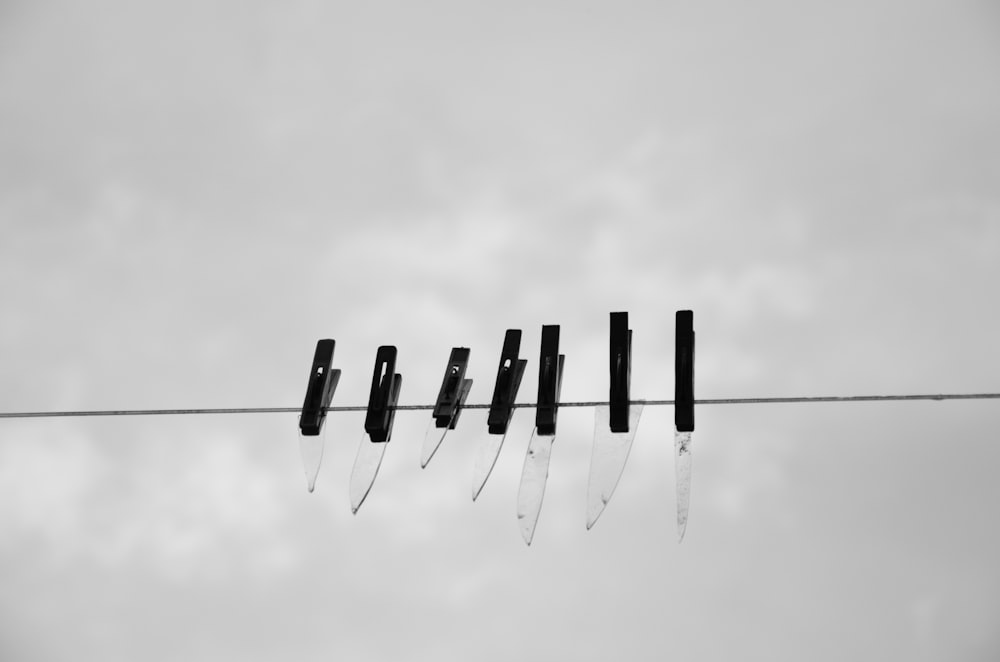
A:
[444,367,460,395]
[542,356,553,390]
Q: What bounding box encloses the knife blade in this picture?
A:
[675,430,693,542]
[472,430,505,501]
[298,430,325,493]
[349,432,388,514]
[586,403,644,529]
[420,421,448,469]
[516,428,555,545]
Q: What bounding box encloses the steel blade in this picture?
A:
[420,420,448,469]
[586,403,644,529]
[298,429,325,493]
[516,428,555,545]
[675,430,693,542]
[349,432,387,514]
[472,431,505,501]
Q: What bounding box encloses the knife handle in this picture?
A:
[675,310,695,432]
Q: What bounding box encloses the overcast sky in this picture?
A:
[2,1,999,660]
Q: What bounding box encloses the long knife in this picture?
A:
[586,312,642,529]
[349,346,402,514]
[515,325,563,545]
[473,330,526,501]
[421,348,472,468]
[675,310,695,542]
[297,339,340,493]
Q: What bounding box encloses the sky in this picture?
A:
[1,0,999,660]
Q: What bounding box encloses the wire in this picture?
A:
[1,393,998,419]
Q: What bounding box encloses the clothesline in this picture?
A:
[1,392,997,420]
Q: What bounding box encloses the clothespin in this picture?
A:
[609,312,632,433]
[675,311,694,432]
[432,347,473,429]
[364,346,402,443]
[487,330,527,435]
[299,339,341,436]
[536,325,564,435]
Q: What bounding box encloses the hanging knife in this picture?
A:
[516,325,563,545]
[349,346,402,514]
[298,339,340,493]
[675,310,695,542]
[421,348,472,468]
[473,330,526,501]
[586,312,644,529]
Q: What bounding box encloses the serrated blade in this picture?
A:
[675,430,693,542]
[349,432,387,514]
[516,428,555,545]
[420,421,448,469]
[472,431,505,501]
[586,403,644,529]
[298,429,325,493]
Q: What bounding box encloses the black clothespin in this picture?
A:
[536,325,564,436]
[364,346,402,443]
[299,339,341,436]
[487,330,528,435]
[609,312,632,433]
[675,310,695,432]
[433,347,473,429]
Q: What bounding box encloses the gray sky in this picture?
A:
[2,0,999,660]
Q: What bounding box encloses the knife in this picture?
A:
[420,423,449,469]
[297,339,340,493]
[299,431,325,494]
[349,432,388,514]
[675,310,695,542]
[475,330,527,501]
[422,348,472,468]
[515,324,563,545]
[472,431,505,501]
[674,430,693,541]
[586,312,642,529]
[585,403,643,529]
[350,345,402,514]
[517,427,555,545]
